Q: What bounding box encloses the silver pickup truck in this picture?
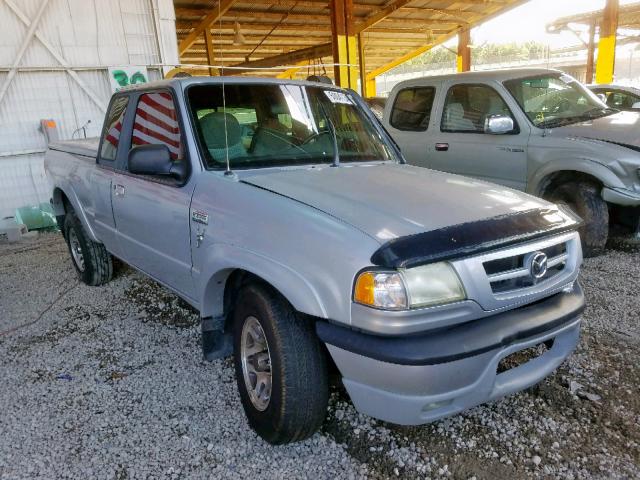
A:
[45,77,584,444]
[383,68,640,256]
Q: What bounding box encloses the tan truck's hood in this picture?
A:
[241,163,550,243]
[553,111,640,149]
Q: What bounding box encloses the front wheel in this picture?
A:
[547,180,609,257]
[232,283,328,444]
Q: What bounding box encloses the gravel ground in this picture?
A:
[0,232,638,479]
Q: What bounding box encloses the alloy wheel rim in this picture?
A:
[68,229,85,272]
[240,316,272,411]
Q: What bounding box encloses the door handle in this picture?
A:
[435,143,449,152]
[113,184,125,197]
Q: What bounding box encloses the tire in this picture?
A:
[232,282,328,444]
[63,213,113,286]
[547,181,609,257]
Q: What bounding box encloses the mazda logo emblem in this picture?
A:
[530,252,548,279]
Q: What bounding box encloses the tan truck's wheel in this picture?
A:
[232,283,328,444]
[63,213,113,286]
[548,180,609,257]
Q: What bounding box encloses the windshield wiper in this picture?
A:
[318,101,340,167]
[537,107,618,129]
[580,107,618,119]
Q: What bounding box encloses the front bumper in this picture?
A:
[602,186,640,206]
[317,284,584,425]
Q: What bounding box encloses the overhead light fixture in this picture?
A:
[233,22,246,45]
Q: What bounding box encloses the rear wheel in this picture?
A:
[547,180,609,257]
[63,213,113,285]
[232,283,328,444]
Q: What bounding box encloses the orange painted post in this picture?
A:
[330,0,358,89]
[586,19,596,84]
[204,28,217,76]
[457,28,471,72]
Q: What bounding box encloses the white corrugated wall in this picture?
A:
[0,0,178,220]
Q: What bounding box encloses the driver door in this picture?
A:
[428,82,530,190]
[111,90,196,300]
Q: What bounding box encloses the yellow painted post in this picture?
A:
[457,28,471,73]
[331,0,358,90]
[366,78,376,97]
[595,0,619,84]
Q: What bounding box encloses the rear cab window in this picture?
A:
[390,87,436,131]
[99,96,129,164]
[126,90,188,185]
[441,83,517,133]
[131,91,184,161]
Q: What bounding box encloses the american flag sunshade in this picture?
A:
[106,92,182,160]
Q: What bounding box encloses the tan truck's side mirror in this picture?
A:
[484,114,514,134]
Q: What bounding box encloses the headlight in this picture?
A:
[354,262,465,310]
[401,262,466,308]
[353,271,408,310]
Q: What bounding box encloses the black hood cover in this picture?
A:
[371,206,582,269]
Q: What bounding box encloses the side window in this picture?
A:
[441,84,515,133]
[100,96,129,162]
[607,90,639,109]
[131,91,183,161]
[390,87,435,131]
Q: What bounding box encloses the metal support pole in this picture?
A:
[358,33,368,97]
[595,0,619,84]
[330,0,358,89]
[457,28,471,73]
[586,19,597,84]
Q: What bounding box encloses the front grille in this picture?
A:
[483,242,568,294]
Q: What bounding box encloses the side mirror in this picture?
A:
[632,101,640,109]
[484,114,514,134]
[128,144,186,180]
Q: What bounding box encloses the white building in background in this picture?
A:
[0,0,178,220]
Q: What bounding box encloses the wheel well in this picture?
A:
[221,269,290,330]
[219,268,335,372]
[52,188,72,234]
[538,171,603,198]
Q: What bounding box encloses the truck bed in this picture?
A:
[49,138,100,159]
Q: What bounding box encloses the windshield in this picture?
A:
[504,73,616,129]
[187,83,398,169]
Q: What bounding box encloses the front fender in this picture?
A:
[197,242,327,320]
[528,158,626,196]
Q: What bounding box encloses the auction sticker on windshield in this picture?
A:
[324,91,353,105]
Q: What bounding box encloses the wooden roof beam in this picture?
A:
[356,0,416,31]
[229,43,334,72]
[178,0,238,55]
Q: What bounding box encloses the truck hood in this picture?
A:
[240,163,549,243]
[553,111,640,148]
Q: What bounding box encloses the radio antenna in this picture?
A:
[216,1,234,177]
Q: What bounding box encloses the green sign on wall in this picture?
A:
[108,66,148,92]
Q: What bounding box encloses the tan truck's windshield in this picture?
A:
[504,74,615,128]
[187,83,397,169]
